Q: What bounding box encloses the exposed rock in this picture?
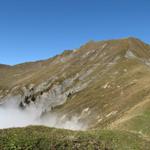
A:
[1,37,150,132]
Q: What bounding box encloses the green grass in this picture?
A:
[0,126,150,150]
[118,109,150,137]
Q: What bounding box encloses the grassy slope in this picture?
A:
[1,38,150,149]
[110,96,150,138]
[0,126,150,150]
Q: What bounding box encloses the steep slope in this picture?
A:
[0,37,150,138]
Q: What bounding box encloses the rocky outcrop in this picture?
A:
[1,37,150,131]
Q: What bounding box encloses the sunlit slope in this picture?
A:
[0,37,150,137]
[110,94,150,138]
[1,37,150,89]
[0,126,150,150]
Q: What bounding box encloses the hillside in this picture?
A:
[0,126,150,150]
[0,37,150,149]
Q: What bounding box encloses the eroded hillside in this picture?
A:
[0,37,150,138]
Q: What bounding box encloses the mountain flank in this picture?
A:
[0,37,150,149]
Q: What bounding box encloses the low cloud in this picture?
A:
[0,98,86,130]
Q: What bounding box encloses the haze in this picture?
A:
[0,98,86,130]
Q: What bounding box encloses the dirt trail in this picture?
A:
[109,97,150,129]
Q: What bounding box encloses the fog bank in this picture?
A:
[0,99,86,130]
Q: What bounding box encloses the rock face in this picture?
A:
[1,37,150,134]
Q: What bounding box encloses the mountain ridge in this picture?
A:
[1,37,150,149]
[0,37,150,139]
[0,37,148,67]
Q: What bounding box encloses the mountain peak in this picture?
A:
[0,37,150,145]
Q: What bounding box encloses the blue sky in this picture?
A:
[0,0,150,65]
